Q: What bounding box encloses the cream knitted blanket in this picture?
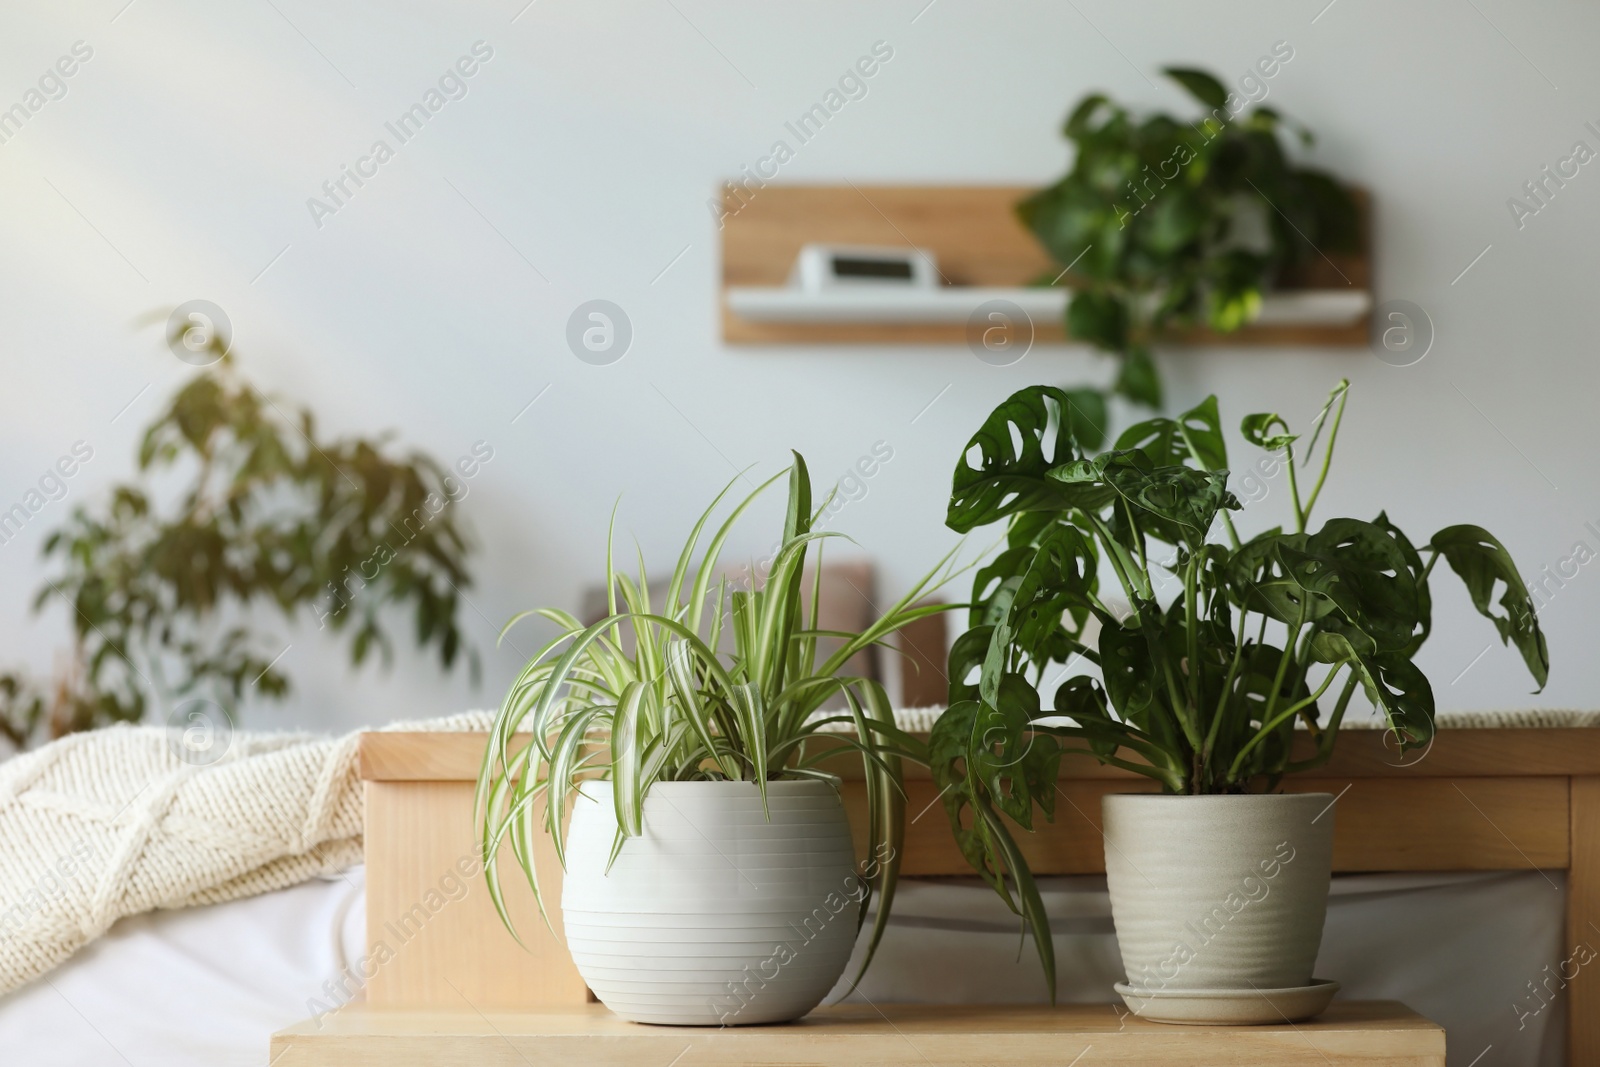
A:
[0,712,491,997]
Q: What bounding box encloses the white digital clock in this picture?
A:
[789,244,940,292]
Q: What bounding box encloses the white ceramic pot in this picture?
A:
[1102,793,1334,1008]
[561,779,861,1026]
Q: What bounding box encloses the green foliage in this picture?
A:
[1019,67,1360,410]
[933,379,1548,997]
[0,348,477,749]
[475,456,961,985]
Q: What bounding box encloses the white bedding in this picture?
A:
[0,865,1564,1066]
[0,868,365,1067]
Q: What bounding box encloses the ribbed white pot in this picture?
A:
[561,779,860,1026]
[1102,793,1334,995]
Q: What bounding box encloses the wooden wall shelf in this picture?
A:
[719,185,1371,347]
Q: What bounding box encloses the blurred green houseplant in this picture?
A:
[0,326,477,749]
[1021,66,1360,422]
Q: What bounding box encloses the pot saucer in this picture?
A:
[1112,978,1339,1025]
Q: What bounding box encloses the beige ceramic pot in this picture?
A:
[562,780,860,1026]
[1102,792,1336,1023]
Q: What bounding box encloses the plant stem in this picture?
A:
[1285,442,1305,534]
[1202,602,1252,773]
[1184,555,1200,712]
[1421,548,1440,583]
[1096,520,1200,761]
[1085,591,1120,622]
[1219,510,1242,551]
[1301,382,1349,523]
[1062,747,1184,791]
[1258,602,1305,736]
[1125,500,1148,575]
[1225,666,1341,780]
[1082,512,1147,605]
[1286,672,1358,774]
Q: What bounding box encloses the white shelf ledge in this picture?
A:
[726,286,1371,328]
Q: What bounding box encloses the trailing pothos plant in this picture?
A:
[1019,66,1360,418]
[929,380,1548,995]
[476,455,960,981]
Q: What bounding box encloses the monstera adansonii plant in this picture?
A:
[929,380,1549,996]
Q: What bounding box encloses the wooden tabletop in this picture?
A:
[271,1002,1444,1066]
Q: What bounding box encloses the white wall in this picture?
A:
[1,0,1595,736]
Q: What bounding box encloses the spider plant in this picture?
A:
[476,453,960,979]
